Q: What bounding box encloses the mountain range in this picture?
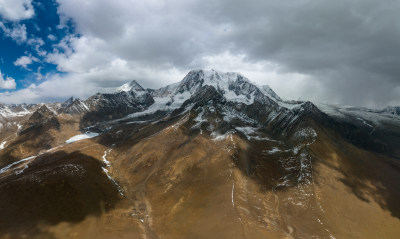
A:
[0,69,399,238]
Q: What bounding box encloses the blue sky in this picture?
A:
[0,0,71,91]
[0,0,399,107]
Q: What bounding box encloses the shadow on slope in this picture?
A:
[311,126,400,219]
[0,150,121,238]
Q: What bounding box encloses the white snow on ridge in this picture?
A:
[149,70,260,110]
[0,143,66,177]
[231,182,235,207]
[65,132,99,144]
[116,80,146,96]
[234,126,276,141]
[264,147,289,154]
[0,141,6,150]
[357,117,373,128]
[0,105,31,118]
[168,91,192,109]
[259,85,282,101]
[316,103,400,126]
[235,126,257,135]
[277,101,303,110]
[114,70,303,119]
[101,148,124,196]
[195,70,256,105]
[125,97,173,119]
[192,108,207,132]
[102,149,111,167]
[0,156,36,175]
[211,130,235,141]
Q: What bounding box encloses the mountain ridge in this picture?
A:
[0,70,399,238]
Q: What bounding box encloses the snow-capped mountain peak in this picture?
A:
[176,69,247,94]
[170,69,276,106]
[62,97,76,107]
[260,85,282,102]
[60,97,89,114]
[116,80,145,93]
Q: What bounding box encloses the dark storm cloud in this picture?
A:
[195,0,400,106]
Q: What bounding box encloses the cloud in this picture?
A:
[27,37,46,56]
[3,0,400,107]
[0,0,34,21]
[0,22,27,43]
[50,0,400,107]
[0,70,16,89]
[14,55,39,69]
[0,60,184,104]
[47,34,57,41]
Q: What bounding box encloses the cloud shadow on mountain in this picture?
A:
[0,150,122,238]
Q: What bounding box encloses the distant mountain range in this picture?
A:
[0,70,399,239]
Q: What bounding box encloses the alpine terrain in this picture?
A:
[0,70,399,239]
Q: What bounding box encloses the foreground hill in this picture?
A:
[0,70,399,238]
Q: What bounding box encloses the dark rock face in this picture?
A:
[81,91,155,127]
[26,105,57,127]
[19,106,60,143]
[182,85,225,108]
[382,106,400,116]
[59,98,89,115]
[61,97,76,108]
[175,70,204,94]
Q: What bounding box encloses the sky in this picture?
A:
[0,0,399,108]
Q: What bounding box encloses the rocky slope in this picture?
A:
[0,70,399,239]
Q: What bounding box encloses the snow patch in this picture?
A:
[211,131,234,141]
[102,149,111,167]
[0,105,31,118]
[357,117,373,128]
[235,126,275,141]
[235,126,256,135]
[0,141,6,150]
[316,103,400,127]
[124,97,174,121]
[169,91,192,109]
[0,145,66,176]
[264,147,289,154]
[0,156,36,175]
[101,148,124,196]
[65,132,99,143]
[293,127,317,142]
[192,108,207,132]
[116,80,145,95]
[15,164,28,175]
[231,182,235,207]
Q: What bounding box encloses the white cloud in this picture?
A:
[0,22,27,43]
[14,55,38,69]
[0,70,16,90]
[27,36,46,56]
[34,66,43,81]
[0,60,185,104]
[47,34,57,41]
[0,22,44,51]
[0,0,34,21]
